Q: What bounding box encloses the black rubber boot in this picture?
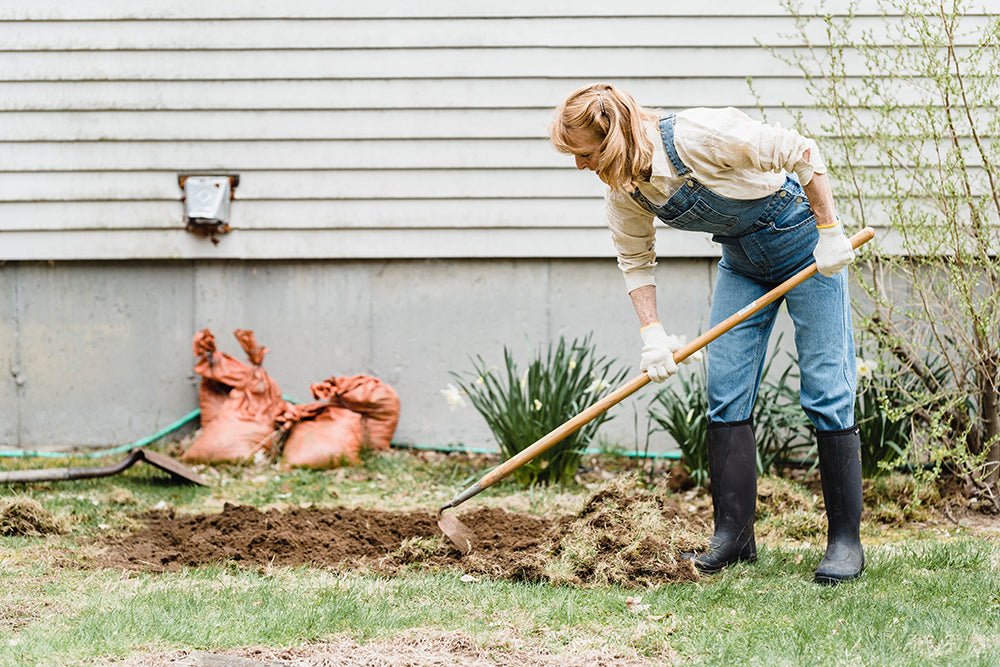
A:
[815,425,865,585]
[683,420,757,574]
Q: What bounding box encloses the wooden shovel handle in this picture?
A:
[476,226,875,491]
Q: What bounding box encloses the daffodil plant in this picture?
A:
[450,334,628,486]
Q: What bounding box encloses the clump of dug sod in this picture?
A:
[390,476,710,587]
[0,496,68,536]
[755,476,825,541]
[539,475,706,586]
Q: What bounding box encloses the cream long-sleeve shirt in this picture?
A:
[606,107,827,293]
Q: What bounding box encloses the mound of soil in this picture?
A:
[96,480,710,586]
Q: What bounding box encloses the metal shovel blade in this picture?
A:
[437,509,477,555]
[136,449,208,486]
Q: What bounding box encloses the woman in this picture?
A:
[550,83,863,584]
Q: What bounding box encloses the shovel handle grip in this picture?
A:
[465,227,875,497]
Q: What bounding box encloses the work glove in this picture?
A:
[813,221,855,277]
[640,322,699,383]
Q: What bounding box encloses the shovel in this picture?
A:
[438,227,876,554]
[0,448,208,486]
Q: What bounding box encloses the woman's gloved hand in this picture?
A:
[813,221,855,277]
[640,322,686,382]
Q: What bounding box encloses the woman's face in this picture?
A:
[568,130,602,173]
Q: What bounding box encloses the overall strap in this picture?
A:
[629,187,656,212]
[659,114,692,177]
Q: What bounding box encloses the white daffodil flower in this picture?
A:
[585,377,609,394]
[855,357,877,380]
[568,356,578,370]
[533,398,543,411]
[440,383,467,410]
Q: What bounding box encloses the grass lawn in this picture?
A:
[0,448,997,666]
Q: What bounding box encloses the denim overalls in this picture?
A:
[630,115,856,431]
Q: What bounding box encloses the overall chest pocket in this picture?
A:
[659,198,744,234]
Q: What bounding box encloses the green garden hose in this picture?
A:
[0,402,682,461]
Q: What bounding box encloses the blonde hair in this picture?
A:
[549,83,659,192]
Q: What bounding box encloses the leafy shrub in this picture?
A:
[769,0,1000,507]
[854,352,910,477]
[853,337,958,477]
[451,334,628,486]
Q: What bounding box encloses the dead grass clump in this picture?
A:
[865,474,941,524]
[757,476,817,516]
[106,489,137,505]
[382,536,447,565]
[760,510,826,541]
[755,476,824,541]
[0,496,68,537]
[541,475,704,586]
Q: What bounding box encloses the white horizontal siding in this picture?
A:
[0,197,938,233]
[2,1,997,260]
[0,170,604,202]
[0,140,567,170]
[0,1,898,20]
[3,137,981,171]
[0,48,904,81]
[0,108,877,142]
[0,79,828,111]
[0,199,605,231]
[4,16,991,50]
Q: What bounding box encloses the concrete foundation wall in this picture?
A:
[0,258,800,452]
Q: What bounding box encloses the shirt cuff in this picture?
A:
[624,267,656,293]
[793,139,827,186]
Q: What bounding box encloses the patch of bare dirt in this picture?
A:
[95,478,709,587]
[95,503,549,574]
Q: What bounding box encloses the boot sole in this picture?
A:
[814,568,864,585]
[693,553,757,575]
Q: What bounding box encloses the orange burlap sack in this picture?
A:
[183,329,288,464]
[280,405,364,468]
[322,375,401,451]
[192,329,250,426]
[275,375,399,468]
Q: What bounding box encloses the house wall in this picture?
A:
[0,0,963,448]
